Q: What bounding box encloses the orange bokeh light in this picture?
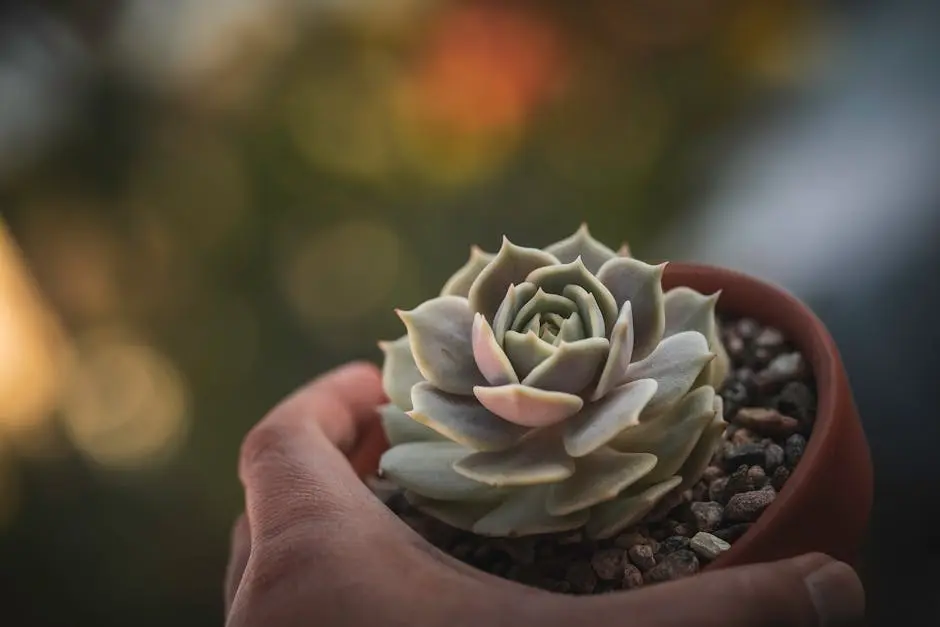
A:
[404,4,566,135]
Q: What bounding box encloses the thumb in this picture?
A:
[537,552,864,627]
[238,361,388,546]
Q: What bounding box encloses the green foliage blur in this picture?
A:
[0,1,813,624]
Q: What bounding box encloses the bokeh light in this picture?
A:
[0,222,68,440]
[60,331,190,470]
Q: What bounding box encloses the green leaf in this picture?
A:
[611,385,717,485]
[564,378,658,458]
[473,485,589,537]
[453,435,575,487]
[468,237,558,321]
[526,258,618,335]
[380,403,445,446]
[379,335,426,411]
[409,382,529,451]
[380,442,493,501]
[511,288,577,333]
[590,301,634,401]
[404,492,500,531]
[678,395,727,490]
[471,313,518,386]
[398,296,486,395]
[596,258,666,360]
[473,383,583,427]
[492,282,538,344]
[625,330,714,413]
[440,246,495,297]
[555,311,586,343]
[547,448,657,515]
[585,476,682,539]
[521,337,608,394]
[544,224,619,273]
[663,287,729,388]
[503,330,556,379]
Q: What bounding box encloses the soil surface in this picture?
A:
[376,317,817,594]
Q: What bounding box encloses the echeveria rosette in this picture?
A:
[378,225,730,539]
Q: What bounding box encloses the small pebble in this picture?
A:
[771,466,790,491]
[754,327,785,349]
[721,380,749,411]
[775,381,816,426]
[565,561,597,594]
[733,407,800,439]
[659,535,691,554]
[735,318,760,339]
[702,465,725,482]
[690,501,724,532]
[614,531,651,550]
[724,465,754,498]
[709,476,729,503]
[764,443,785,471]
[725,488,776,522]
[644,550,700,583]
[493,539,535,565]
[730,426,760,445]
[785,433,806,467]
[689,532,731,561]
[628,544,657,571]
[724,334,746,359]
[724,442,767,469]
[591,549,628,581]
[691,481,708,502]
[622,564,644,589]
[747,465,768,489]
[757,353,806,391]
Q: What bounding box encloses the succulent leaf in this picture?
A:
[453,435,575,487]
[521,337,609,394]
[562,284,606,338]
[555,311,586,343]
[544,224,619,273]
[409,382,528,451]
[492,282,538,344]
[472,485,590,537]
[590,301,635,400]
[611,385,716,453]
[624,387,717,485]
[473,384,583,428]
[585,476,683,539]
[380,403,445,446]
[399,296,487,395]
[546,449,657,516]
[380,441,496,501]
[564,378,658,458]
[678,396,727,490]
[502,331,556,379]
[664,287,729,387]
[404,492,499,531]
[526,258,618,334]
[596,258,666,360]
[471,313,519,386]
[379,335,426,411]
[440,246,496,297]
[625,330,713,413]
[511,288,578,332]
[468,238,558,321]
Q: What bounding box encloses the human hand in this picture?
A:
[224,362,865,627]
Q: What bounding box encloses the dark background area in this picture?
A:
[0,1,937,625]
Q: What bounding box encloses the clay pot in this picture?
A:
[350,262,873,571]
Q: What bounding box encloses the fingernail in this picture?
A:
[803,560,865,626]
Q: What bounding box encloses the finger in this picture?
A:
[238,362,388,545]
[531,552,864,627]
[223,513,250,617]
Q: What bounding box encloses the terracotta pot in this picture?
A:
[350,262,873,571]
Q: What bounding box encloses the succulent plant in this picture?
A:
[377,225,729,538]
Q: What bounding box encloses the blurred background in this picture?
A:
[1,0,937,625]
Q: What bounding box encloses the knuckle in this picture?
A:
[239,420,296,472]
